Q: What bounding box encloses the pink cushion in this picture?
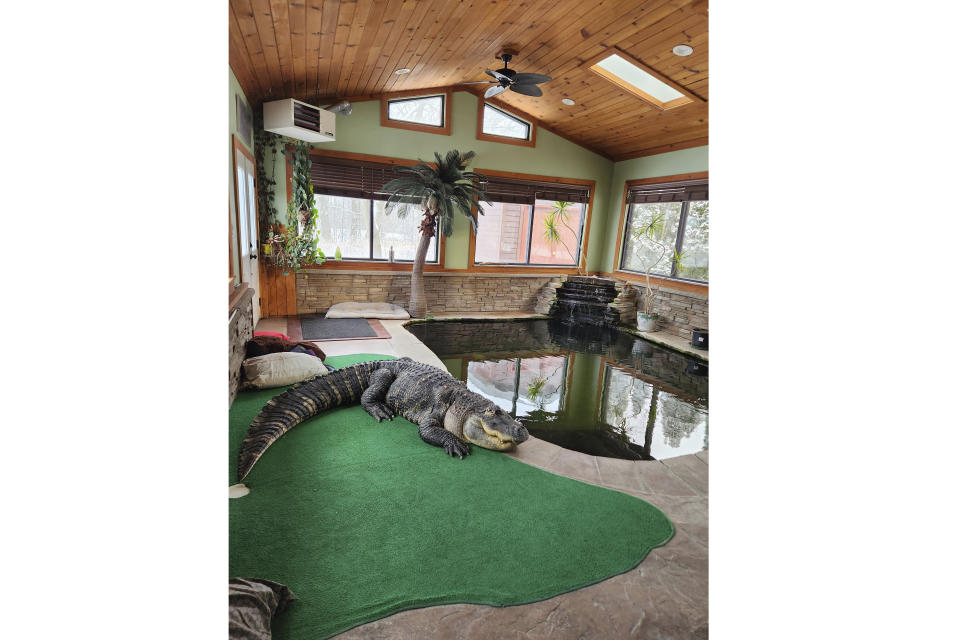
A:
[254,331,290,340]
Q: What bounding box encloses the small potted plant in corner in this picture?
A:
[543,200,584,275]
[628,211,685,332]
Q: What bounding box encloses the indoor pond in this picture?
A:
[407,319,708,460]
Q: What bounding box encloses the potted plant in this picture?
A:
[542,200,584,274]
[381,150,489,318]
[627,211,684,332]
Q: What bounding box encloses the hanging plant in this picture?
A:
[253,110,281,243]
[264,140,325,274]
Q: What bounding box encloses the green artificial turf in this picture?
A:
[229,353,674,639]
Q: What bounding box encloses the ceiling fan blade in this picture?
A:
[511,72,552,85]
[486,69,510,81]
[459,80,498,85]
[485,84,507,99]
[509,83,543,97]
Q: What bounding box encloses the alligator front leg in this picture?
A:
[418,415,470,459]
[361,368,396,422]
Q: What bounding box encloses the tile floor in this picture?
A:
[252,313,708,639]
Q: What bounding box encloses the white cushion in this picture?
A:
[242,352,327,389]
[324,301,410,319]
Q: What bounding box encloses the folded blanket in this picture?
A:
[246,335,325,360]
[229,578,297,640]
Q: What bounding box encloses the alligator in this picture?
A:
[237,357,530,481]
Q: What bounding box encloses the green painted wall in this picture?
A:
[229,68,253,280]
[599,146,709,273]
[263,91,614,271]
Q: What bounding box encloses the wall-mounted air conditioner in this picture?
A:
[263,98,336,143]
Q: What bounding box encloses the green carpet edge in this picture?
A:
[317,520,675,639]
[232,353,677,639]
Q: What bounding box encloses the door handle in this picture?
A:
[251,254,258,260]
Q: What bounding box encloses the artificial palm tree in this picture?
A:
[383,150,489,318]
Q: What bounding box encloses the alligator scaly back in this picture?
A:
[237,361,382,481]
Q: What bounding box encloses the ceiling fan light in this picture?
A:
[672,44,694,56]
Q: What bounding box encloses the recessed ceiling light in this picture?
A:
[561,98,575,106]
[672,44,694,57]
[394,68,411,75]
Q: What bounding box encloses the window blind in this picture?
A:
[309,157,399,201]
[476,174,590,205]
[626,178,708,204]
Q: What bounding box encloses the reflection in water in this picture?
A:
[408,319,708,460]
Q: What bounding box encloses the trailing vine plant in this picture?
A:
[252,110,280,243]
[265,140,326,274]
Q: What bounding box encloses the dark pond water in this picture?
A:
[407,319,708,460]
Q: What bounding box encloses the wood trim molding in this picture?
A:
[475,99,537,148]
[232,135,259,286]
[580,47,706,111]
[468,167,596,274]
[380,88,452,136]
[612,138,710,162]
[609,270,708,295]
[306,147,420,167]
[608,169,709,295]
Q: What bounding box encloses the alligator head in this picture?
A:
[462,408,530,451]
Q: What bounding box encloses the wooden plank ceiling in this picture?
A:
[229,0,708,161]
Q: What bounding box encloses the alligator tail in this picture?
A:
[237,360,382,481]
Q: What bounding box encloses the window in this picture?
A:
[313,195,438,262]
[472,174,590,266]
[482,104,530,139]
[476,101,536,147]
[585,48,697,111]
[619,178,708,282]
[309,155,439,263]
[381,91,451,134]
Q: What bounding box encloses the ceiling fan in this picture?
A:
[460,52,552,98]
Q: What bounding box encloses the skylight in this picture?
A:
[588,51,694,110]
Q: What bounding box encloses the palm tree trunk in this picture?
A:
[408,227,433,318]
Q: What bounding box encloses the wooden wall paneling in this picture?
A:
[267,0,294,97]
[317,0,341,100]
[249,0,285,101]
[285,270,297,315]
[229,0,708,165]
[354,0,415,93]
[335,0,375,97]
[412,0,529,90]
[230,0,272,99]
[288,0,307,99]
[344,0,390,97]
[304,1,323,104]
[363,0,433,96]
[381,0,465,94]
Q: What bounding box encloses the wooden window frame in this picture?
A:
[610,172,708,294]
[380,89,452,136]
[581,47,704,112]
[467,168,594,274]
[476,99,537,148]
[290,149,447,272]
